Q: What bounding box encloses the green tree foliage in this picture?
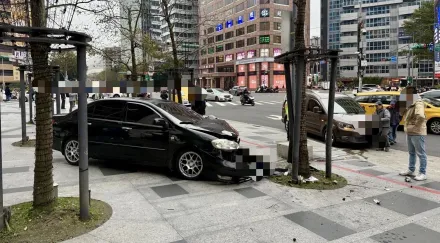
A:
[402,1,435,60]
[50,51,77,80]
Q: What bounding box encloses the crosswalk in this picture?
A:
[206,100,283,107]
[267,115,282,120]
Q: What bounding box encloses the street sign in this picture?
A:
[390,56,397,63]
[361,60,368,67]
[408,76,413,84]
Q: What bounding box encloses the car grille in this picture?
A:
[224,95,231,98]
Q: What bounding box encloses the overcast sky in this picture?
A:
[66,0,321,73]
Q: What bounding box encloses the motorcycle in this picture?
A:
[240,94,255,106]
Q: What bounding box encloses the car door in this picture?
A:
[206,89,214,100]
[88,100,126,160]
[120,102,169,166]
[306,98,322,135]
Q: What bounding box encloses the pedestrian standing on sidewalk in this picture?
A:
[398,86,428,181]
[68,92,78,113]
[375,101,391,152]
[387,99,400,145]
[5,84,11,101]
[61,93,66,109]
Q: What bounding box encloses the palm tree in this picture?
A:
[294,0,311,178]
[30,0,55,207]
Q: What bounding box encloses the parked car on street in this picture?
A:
[420,90,440,101]
[283,90,369,144]
[229,86,247,96]
[206,88,233,102]
[52,98,245,181]
[354,91,440,135]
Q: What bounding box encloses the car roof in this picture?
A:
[306,90,351,99]
[92,97,174,106]
[355,91,400,96]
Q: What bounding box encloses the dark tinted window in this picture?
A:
[155,102,203,123]
[307,99,321,111]
[87,104,95,115]
[90,101,125,121]
[125,103,160,125]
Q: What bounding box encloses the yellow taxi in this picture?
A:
[353,91,440,135]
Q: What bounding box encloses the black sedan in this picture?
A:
[52,98,247,181]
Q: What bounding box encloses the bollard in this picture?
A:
[89,189,91,206]
[53,183,59,199]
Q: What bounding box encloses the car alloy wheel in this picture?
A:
[429,119,440,135]
[113,94,120,98]
[323,128,335,145]
[178,151,204,179]
[64,138,80,165]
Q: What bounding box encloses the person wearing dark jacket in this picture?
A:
[387,99,400,144]
[5,85,11,101]
[375,100,391,152]
[61,93,66,109]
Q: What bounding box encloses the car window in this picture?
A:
[125,103,160,125]
[90,101,125,121]
[215,88,225,92]
[380,95,395,105]
[87,104,95,115]
[155,101,203,123]
[354,95,370,103]
[370,95,380,103]
[322,98,365,114]
[207,89,213,92]
[307,99,321,111]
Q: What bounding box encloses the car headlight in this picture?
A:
[337,122,355,131]
[211,139,240,151]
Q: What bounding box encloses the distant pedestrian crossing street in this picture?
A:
[206,100,282,107]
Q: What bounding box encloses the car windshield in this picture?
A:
[215,88,225,92]
[155,102,203,123]
[423,97,440,107]
[322,98,365,114]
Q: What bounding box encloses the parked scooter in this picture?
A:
[240,93,255,106]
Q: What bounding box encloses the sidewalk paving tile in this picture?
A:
[4,185,33,194]
[234,187,266,199]
[370,223,440,243]
[170,240,187,243]
[152,184,189,198]
[284,211,356,241]
[363,191,440,216]
[420,181,440,191]
[358,168,389,176]
[343,160,376,167]
[99,166,137,176]
[3,166,29,174]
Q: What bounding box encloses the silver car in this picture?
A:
[206,88,233,102]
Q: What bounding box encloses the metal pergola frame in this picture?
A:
[274,47,341,182]
[0,24,92,228]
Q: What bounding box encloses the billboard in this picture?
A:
[435,0,440,78]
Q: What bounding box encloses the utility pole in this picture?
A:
[357,1,366,93]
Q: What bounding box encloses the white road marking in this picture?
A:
[215,102,226,106]
[206,102,213,107]
[261,101,276,104]
[254,102,264,105]
[227,102,237,105]
[267,115,282,120]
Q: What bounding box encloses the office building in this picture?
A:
[198,0,310,90]
[321,0,433,83]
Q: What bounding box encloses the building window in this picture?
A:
[247,50,256,58]
[247,0,256,8]
[274,0,289,5]
[236,27,245,36]
[207,27,214,34]
[260,22,270,31]
[260,0,270,3]
[274,22,281,30]
[208,37,214,44]
[208,47,215,54]
[201,59,207,65]
[216,34,224,42]
[275,10,282,17]
[225,54,234,62]
[225,42,235,50]
[247,37,257,46]
[0,70,13,76]
[235,2,245,12]
[236,40,245,48]
[260,48,269,57]
[274,35,281,43]
[247,24,256,33]
[216,56,224,63]
[225,31,234,39]
[259,35,270,44]
[216,45,224,52]
[237,52,245,60]
[203,39,207,45]
[201,49,207,56]
[208,57,215,64]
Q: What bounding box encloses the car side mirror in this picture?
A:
[313,106,320,113]
[153,118,169,129]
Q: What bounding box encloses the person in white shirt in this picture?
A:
[68,93,78,113]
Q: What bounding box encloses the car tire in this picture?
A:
[91,94,96,100]
[284,118,289,132]
[428,118,440,135]
[215,96,219,101]
[63,138,80,166]
[175,149,204,180]
[113,94,120,98]
[323,128,335,145]
[24,97,28,102]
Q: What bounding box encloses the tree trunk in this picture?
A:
[30,0,55,207]
[127,8,137,82]
[295,0,310,178]
[161,0,182,104]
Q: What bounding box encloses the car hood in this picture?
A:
[333,114,373,135]
[181,118,239,140]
